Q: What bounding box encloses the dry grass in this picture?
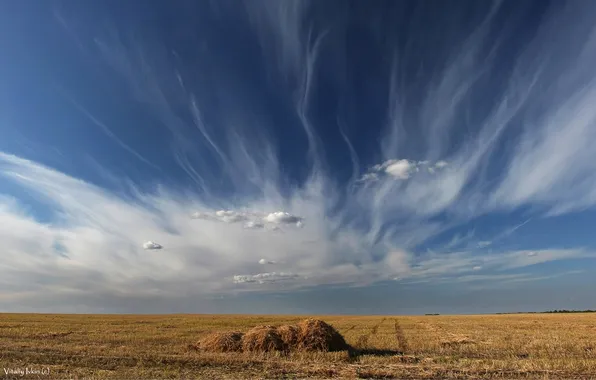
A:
[1,313,595,379]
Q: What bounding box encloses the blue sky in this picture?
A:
[1,0,596,314]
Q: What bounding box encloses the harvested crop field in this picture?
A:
[1,313,595,379]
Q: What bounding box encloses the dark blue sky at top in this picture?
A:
[1,0,552,191]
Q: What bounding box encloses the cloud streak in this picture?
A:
[1,150,595,307]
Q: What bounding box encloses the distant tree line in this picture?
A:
[496,310,596,314]
[544,309,596,313]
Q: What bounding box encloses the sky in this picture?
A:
[1,0,596,314]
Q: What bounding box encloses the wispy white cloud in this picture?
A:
[245,221,265,230]
[191,210,304,229]
[0,152,416,298]
[412,270,585,287]
[87,0,596,229]
[408,248,595,280]
[58,90,161,171]
[489,2,596,215]
[477,241,492,248]
[233,272,300,284]
[443,229,476,251]
[2,151,595,308]
[2,151,593,302]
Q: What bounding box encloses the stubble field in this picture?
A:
[1,313,595,379]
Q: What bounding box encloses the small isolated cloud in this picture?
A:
[360,159,449,182]
[264,211,302,225]
[472,266,482,271]
[142,241,162,250]
[233,272,299,284]
[477,241,492,248]
[358,172,380,182]
[384,159,415,179]
[191,210,250,223]
[258,258,275,265]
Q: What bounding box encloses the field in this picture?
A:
[1,313,595,379]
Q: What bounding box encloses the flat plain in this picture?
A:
[1,313,595,379]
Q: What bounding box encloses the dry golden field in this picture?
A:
[1,313,595,379]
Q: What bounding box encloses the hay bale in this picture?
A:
[296,318,349,352]
[242,325,284,352]
[198,331,244,352]
[277,324,300,350]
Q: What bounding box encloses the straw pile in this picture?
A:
[197,331,244,352]
[295,318,349,352]
[196,318,349,353]
[241,325,284,352]
[277,324,300,350]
